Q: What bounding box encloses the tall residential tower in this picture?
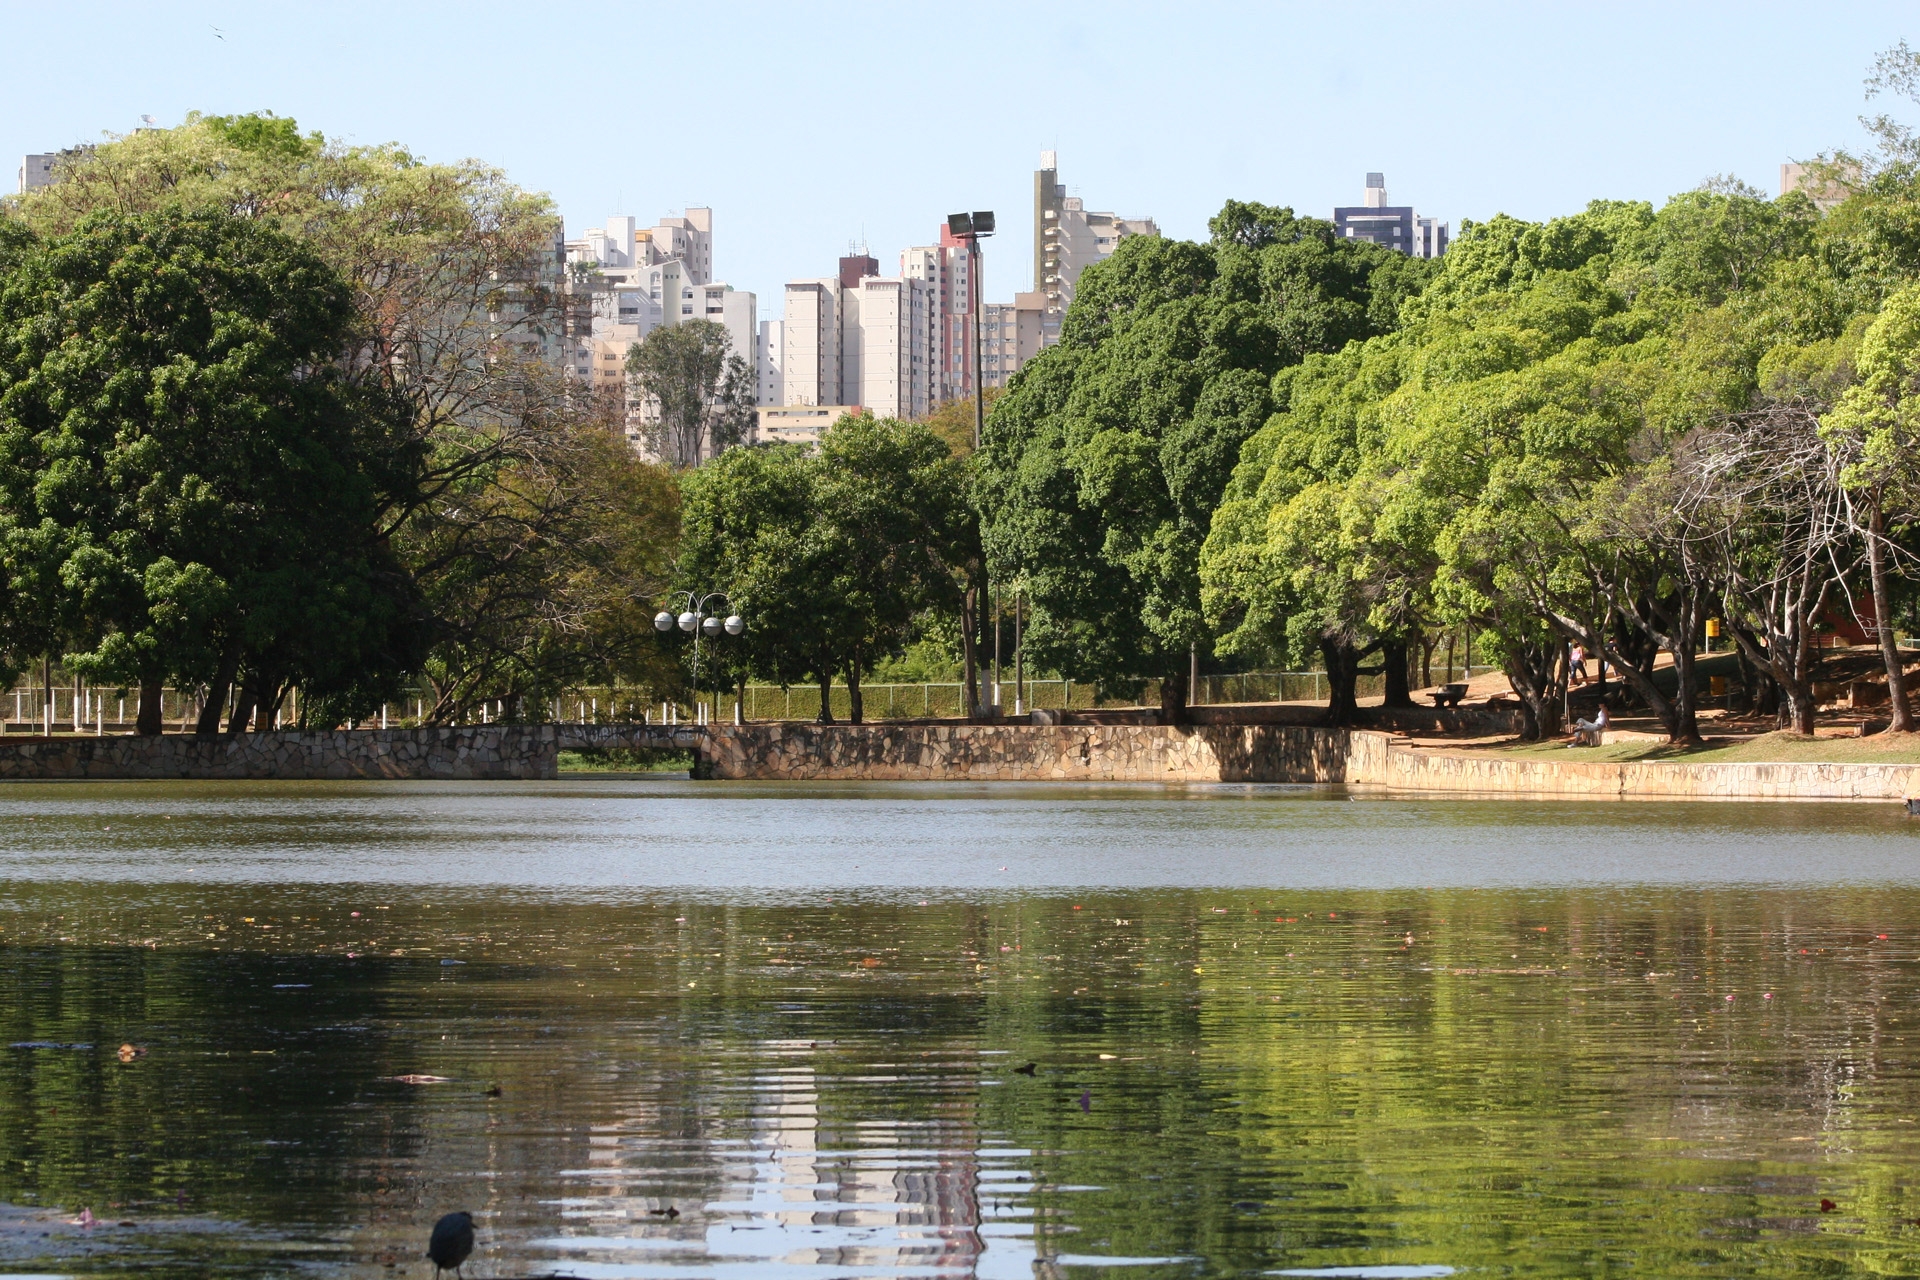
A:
[1033,151,1158,345]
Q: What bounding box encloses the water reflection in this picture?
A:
[0,782,1917,1277]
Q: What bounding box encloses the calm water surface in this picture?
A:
[1,779,1918,1278]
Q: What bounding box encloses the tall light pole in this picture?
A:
[655,591,744,724]
[949,211,995,721]
[946,211,995,450]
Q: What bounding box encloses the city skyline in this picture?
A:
[2,0,1912,315]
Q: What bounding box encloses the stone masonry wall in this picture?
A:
[0,726,557,781]
[0,719,1912,800]
[592,721,1918,801]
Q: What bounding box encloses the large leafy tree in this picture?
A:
[6,112,672,725]
[1821,284,1920,730]
[675,416,973,722]
[626,319,756,468]
[0,208,424,733]
[978,207,1433,720]
[1203,185,1852,740]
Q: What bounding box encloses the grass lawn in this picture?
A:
[1475,731,1920,765]
[558,746,694,773]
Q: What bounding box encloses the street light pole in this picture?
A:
[655,592,744,725]
[946,211,995,451]
[971,234,985,452]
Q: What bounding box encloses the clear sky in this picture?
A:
[3,1,1913,312]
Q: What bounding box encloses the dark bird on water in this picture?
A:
[1013,1061,1037,1076]
[649,1205,680,1219]
[427,1211,475,1278]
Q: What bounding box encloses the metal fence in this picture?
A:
[0,663,1506,734]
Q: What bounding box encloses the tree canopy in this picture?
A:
[976,205,1438,715]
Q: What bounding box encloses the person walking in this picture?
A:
[1569,643,1588,687]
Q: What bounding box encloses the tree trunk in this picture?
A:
[961,580,982,720]
[1321,640,1360,728]
[195,648,241,736]
[1159,665,1189,725]
[1381,638,1416,708]
[136,678,164,736]
[225,687,256,739]
[1666,641,1702,745]
[815,672,835,724]
[1503,639,1566,741]
[1868,506,1915,732]
[1785,682,1819,735]
[846,664,864,725]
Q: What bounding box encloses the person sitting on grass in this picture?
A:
[1566,700,1610,748]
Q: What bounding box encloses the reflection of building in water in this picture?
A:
[553,1035,1041,1278]
[746,1040,988,1273]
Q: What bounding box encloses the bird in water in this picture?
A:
[1013,1061,1037,1076]
[427,1211,475,1278]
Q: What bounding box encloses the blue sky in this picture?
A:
[3,1,1913,311]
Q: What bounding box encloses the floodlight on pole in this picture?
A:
[947,209,995,452]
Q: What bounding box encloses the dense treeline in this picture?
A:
[0,113,679,731]
[964,47,1920,740]
[11,51,1920,740]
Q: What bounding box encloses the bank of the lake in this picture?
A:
[2,720,1918,802]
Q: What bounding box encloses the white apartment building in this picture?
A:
[859,277,935,419]
[758,319,784,406]
[782,280,840,408]
[781,256,938,419]
[981,292,1046,389]
[569,208,713,283]
[901,239,975,404]
[756,404,857,446]
[564,207,754,450]
[1034,151,1158,345]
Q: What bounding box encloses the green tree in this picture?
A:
[0,208,424,733]
[1204,187,1839,740]
[1821,284,1920,731]
[980,212,1429,721]
[5,112,659,726]
[675,416,973,722]
[626,320,756,468]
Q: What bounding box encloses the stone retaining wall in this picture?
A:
[0,726,556,780]
[640,722,1918,800]
[0,720,1911,800]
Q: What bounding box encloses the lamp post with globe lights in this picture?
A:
[654,591,745,723]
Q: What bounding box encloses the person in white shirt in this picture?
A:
[1566,700,1610,747]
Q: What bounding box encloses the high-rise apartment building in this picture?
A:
[781,279,840,409]
[902,231,979,404]
[780,252,938,421]
[981,293,1047,389]
[757,319,784,406]
[1034,151,1158,344]
[1332,174,1448,258]
[565,208,753,454]
[859,276,936,419]
[17,146,94,194]
[1780,161,1856,211]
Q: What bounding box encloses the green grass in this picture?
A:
[557,746,694,773]
[1480,731,1920,765]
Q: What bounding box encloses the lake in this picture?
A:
[1,779,1917,1278]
